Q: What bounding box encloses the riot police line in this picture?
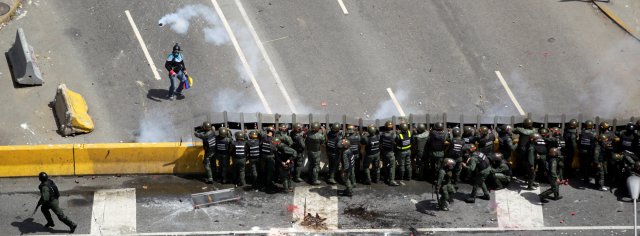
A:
[193,112,640,211]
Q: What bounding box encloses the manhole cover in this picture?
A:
[0,3,9,16]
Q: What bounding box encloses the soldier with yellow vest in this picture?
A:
[396,123,413,181]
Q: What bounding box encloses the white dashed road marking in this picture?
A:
[91,188,137,235]
[125,10,161,81]
[337,0,349,14]
[495,188,544,228]
[234,0,297,113]
[386,88,406,117]
[210,0,273,114]
[495,70,526,115]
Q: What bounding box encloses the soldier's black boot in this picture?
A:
[465,197,476,203]
[69,223,77,233]
[44,222,55,228]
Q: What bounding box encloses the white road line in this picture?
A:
[495,188,544,228]
[125,10,161,81]
[131,225,636,235]
[386,88,406,117]
[91,188,137,235]
[337,0,349,14]
[292,185,339,230]
[234,0,297,114]
[210,0,273,114]
[495,71,525,115]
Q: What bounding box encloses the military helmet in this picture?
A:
[341,138,351,148]
[549,127,561,135]
[626,122,636,132]
[331,122,341,132]
[235,131,245,140]
[272,137,282,145]
[293,123,303,132]
[249,130,259,139]
[278,123,288,132]
[218,127,229,137]
[499,124,512,134]
[311,122,321,131]
[384,121,393,130]
[599,121,610,131]
[523,118,533,129]
[367,125,378,135]
[598,133,609,142]
[443,158,455,169]
[416,123,427,133]
[264,126,275,133]
[468,144,477,151]
[530,133,542,141]
[548,147,558,156]
[202,122,212,131]
[493,153,504,162]
[434,122,444,131]
[452,127,462,137]
[568,119,578,129]
[538,127,549,136]
[584,120,594,129]
[463,126,473,136]
[399,123,409,131]
[346,124,356,133]
[478,126,489,135]
[38,172,48,182]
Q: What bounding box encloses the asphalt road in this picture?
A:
[0,0,637,145]
[0,175,637,235]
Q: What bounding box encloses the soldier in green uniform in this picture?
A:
[246,131,261,188]
[436,158,456,211]
[345,124,362,185]
[290,123,306,182]
[231,131,248,186]
[513,118,536,177]
[194,122,216,184]
[594,133,612,191]
[37,172,77,233]
[579,120,597,184]
[305,122,326,185]
[426,122,449,181]
[361,125,381,184]
[274,137,297,193]
[396,123,413,181]
[326,123,343,184]
[564,119,579,178]
[275,123,293,146]
[539,148,563,202]
[259,126,277,190]
[380,121,399,186]
[463,144,492,203]
[476,126,496,155]
[412,123,429,180]
[528,133,547,190]
[548,127,567,183]
[488,153,512,190]
[497,125,516,168]
[448,127,466,184]
[340,138,356,197]
[214,127,232,183]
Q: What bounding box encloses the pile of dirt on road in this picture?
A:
[300,213,327,230]
[344,205,381,221]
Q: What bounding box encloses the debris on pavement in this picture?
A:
[300,213,327,230]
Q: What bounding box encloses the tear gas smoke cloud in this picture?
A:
[158,4,229,46]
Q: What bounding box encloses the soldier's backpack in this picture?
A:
[47,180,61,199]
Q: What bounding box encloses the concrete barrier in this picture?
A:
[53,84,94,136]
[0,144,74,177]
[7,28,44,85]
[74,142,205,175]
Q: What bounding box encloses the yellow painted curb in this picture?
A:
[0,144,75,177]
[74,142,205,175]
[594,1,640,40]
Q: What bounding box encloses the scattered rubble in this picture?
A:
[300,212,327,230]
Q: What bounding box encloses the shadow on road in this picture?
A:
[10,218,68,234]
[147,88,169,102]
